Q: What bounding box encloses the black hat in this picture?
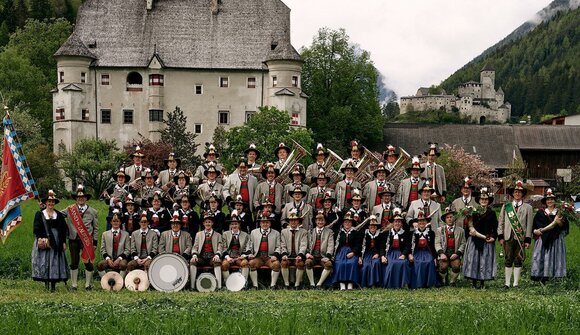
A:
[459,176,476,190]
[257,198,276,211]
[406,156,425,173]
[372,162,390,177]
[201,211,216,224]
[383,145,399,160]
[148,191,164,204]
[274,142,291,156]
[424,142,440,157]
[412,210,431,223]
[163,152,181,168]
[123,194,136,206]
[346,188,365,204]
[312,143,329,159]
[229,194,248,209]
[205,192,223,207]
[203,163,222,177]
[377,183,396,197]
[244,144,261,160]
[349,140,363,152]
[129,145,145,158]
[41,190,60,204]
[540,188,556,205]
[115,167,131,183]
[72,184,92,201]
[203,144,219,158]
[261,162,280,179]
[288,164,306,180]
[507,180,530,197]
[312,168,331,184]
[226,210,244,224]
[475,186,494,204]
[142,168,158,181]
[170,211,183,225]
[288,186,307,197]
[340,159,359,173]
[234,157,249,169]
[440,207,456,222]
[173,170,191,184]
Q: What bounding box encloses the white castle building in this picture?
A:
[400,65,511,124]
[52,0,307,153]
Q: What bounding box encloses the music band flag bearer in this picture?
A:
[97,210,130,280]
[498,180,534,288]
[67,184,99,290]
[191,212,223,290]
[280,209,309,289]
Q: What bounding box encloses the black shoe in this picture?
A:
[449,282,457,287]
[503,285,510,289]
[69,286,78,292]
[85,285,93,291]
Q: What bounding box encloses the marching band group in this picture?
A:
[31,141,569,292]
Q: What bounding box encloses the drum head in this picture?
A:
[225,272,246,292]
[148,253,189,292]
[196,273,217,292]
[125,270,150,292]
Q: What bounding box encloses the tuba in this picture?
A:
[353,148,382,185]
[276,140,309,184]
[325,149,344,187]
[385,147,411,190]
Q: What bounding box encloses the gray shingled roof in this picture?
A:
[54,33,97,59]
[58,0,301,69]
[481,63,495,72]
[378,124,580,169]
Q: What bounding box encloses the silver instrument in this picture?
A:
[148,254,189,292]
[196,272,218,292]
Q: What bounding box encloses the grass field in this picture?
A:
[0,200,579,334]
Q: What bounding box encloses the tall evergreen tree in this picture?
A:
[29,0,53,21]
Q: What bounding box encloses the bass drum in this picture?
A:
[196,273,217,292]
[148,253,189,292]
[225,272,246,292]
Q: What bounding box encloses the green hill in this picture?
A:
[439,7,580,122]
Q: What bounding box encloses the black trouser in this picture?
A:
[69,239,94,271]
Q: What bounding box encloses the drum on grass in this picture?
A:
[125,269,150,292]
[225,272,246,292]
[101,271,124,291]
[148,253,189,292]
[196,272,217,292]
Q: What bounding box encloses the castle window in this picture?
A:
[123,110,134,124]
[55,108,65,121]
[101,109,111,124]
[292,76,299,87]
[149,74,164,86]
[195,85,203,95]
[194,123,203,134]
[219,77,229,88]
[247,77,256,88]
[272,76,277,87]
[149,109,164,122]
[291,112,300,125]
[245,111,255,122]
[59,71,64,83]
[101,74,110,85]
[218,111,229,125]
[126,72,143,91]
[82,109,90,121]
[81,72,86,83]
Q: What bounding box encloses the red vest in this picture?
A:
[268,184,276,204]
[172,235,180,253]
[203,233,214,253]
[446,228,455,249]
[409,182,419,202]
[240,180,250,203]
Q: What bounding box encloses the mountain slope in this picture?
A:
[439,7,580,121]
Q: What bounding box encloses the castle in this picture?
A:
[52,0,307,154]
[400,64,511,123]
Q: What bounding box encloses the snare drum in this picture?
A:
[225,272,246,292]
[148,253,189,292]
[196,272,217,292]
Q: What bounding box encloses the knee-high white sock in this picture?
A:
[317,269,331,286]
[339,283,346,290]
[504,267,513,287]
[306,268,315,286]
[281,268,290,286]
[513,267,522,287]
[295,269,304,287]
[71,269,79,288]
[85,271,93,288]
[214,266,222,289]
[347,282,353,290]
[98,270,106,279]
[189,265,197,290]
[120,270,127,279]
[241,267,249,281]
[271,270,280,287]
[250,270,258,287]
[222,271,230,283]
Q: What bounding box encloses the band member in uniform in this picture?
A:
[205,192,226,233]
[283,165,311,203]
[346,189,367,229]
[254,163,284,221]
[280,187,313,230]
[136,168,161,208]
[435,208,466,286]
[147,191,171,234]
[67,185,99,291]
[125,145,148,182]
[166,170,194,209]
[127,211,159,272]
[256,199,280,231]
[244,143,262,170]
[406,181,441,231]
[305,210,335,288]
[321,191,341,236]
[363,162,391,209]
[122,195,140,234]
[359,215,383,288]
[221,210,251,285]
[381,208,411,289]
[372,186,398,231]
[306,144,331,184]
[198,162,223,209]
[307,168,333,210]
[531,188,568,283]
[32,190,68,292]
[396,156,425,210]
[97,210,130,279]
[223,157,258,213]
[335,160,362,211]
[104,167,131,214]
[330,211,361,290]
[409,211,438,289]
[463,187,498,289]
[421,143,447,203]
[498,180,533,289]
[190,212,223,290]
[279,210,309,289]
[227,195,254,233]
[193,144,223,185]
[157,152,180,190]
[273,142,292,170]
[383,145,399,173]
[247,216,282,289]
[176,194,200,234]
[339,140,363,170]
[450,176,478,233]
[158,211,193,258]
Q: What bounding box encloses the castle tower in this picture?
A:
[52,33,97,153]
[480,64,496,100]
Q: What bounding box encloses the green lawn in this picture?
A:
[0,200,578,334]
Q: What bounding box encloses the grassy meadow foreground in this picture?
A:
[0,201,578,334]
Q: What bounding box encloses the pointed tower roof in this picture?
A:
[54,33,97,59]
[497,87,504,94]
[481,63,495,72]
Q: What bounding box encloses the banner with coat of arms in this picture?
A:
[0,113,38,243]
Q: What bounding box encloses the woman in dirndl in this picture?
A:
[409,210,437,288]
[31,190,69,291]
[330,211,362,290]
[359,215,383,288]
[463,187,498,289]
[382,208,411,288]
[531,188,568,283]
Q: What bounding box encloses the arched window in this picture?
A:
[126,72,143,91]
[480,116,486,124]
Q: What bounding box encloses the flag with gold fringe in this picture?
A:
[0,111,38,243]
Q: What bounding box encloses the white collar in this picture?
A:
[383,203,391,209]
[512,200,523,207]
[173,231,181,237]
[366,230,379,238]
[140,228,149,234]
[545,208,558,215]
[261,229,270,235]
[42,209,57,220]
[112,229,120,234]
[204,230,214,235]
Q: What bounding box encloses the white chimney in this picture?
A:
[211,0,219,15]
[146,0,153,11]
